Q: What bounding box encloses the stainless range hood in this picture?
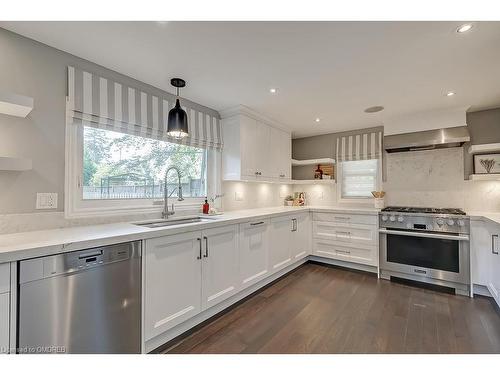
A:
[384,126,470,153]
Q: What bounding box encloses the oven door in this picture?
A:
[379,229,470,284]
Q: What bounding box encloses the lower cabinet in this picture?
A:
[312,214,378,266]
[488,223,500,306]
[144,232,202,341]
[269,216,293,272]
[144,225,240,341]
[239,219,270,288]
[0,293,9,354]
[291,213,311,260]
[201,225,240,310]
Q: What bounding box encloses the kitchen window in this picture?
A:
[66,124,220,218]
[338,159,380,200]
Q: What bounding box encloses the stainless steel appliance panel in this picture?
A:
[18,241,141,354]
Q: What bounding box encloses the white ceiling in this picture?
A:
[2,21,500,138]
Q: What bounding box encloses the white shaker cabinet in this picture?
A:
[291,213,311,260]
[201,225,240,310]
[221,110,291,182]
[0,293,9,353]
[470,219,492,287]
[269,216,293,272]
[144,232,202,341]
[239,219,270,288]
[0,263,11,354]
[489,223,500,307]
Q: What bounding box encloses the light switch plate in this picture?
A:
[36,193,58,209]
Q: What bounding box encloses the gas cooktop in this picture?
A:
[381,206,466,215]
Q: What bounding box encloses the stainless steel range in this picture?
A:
[379,206,470,296]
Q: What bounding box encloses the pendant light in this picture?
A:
[167,78,189,139]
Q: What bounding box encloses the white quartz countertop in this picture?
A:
[0,205,379,263]
[468,211,500,226]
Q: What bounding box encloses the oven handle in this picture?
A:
[379,228,469,241]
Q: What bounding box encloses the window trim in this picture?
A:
[65,116,219,219]
[336,159,381,205]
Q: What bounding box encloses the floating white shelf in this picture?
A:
[0,156,33,171]
[0,91,34,118]
[291,158,335,166]
[291,179,335,185]
[468,143,500,154]
[469,173,500,181]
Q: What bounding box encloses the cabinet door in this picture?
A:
[201,225,240,310]
[471,220,492,286]
[144,232,202,341]
[269,216,292,272]
[240,116,258,178]
[489,224,500,307]
[292,213,311,260]
[239,220,270,288]
[0,293,9,354]
[278,130,292,179]
[255,121,271,178]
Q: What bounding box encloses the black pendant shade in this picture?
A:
[167,78,189,139]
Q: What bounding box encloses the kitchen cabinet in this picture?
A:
[488,222,500,307]
[312,214,378,267]
[144,225,241,341]
[470,218,500,307]
[470,220,492,287]
[0,263,9,294]
[0,293,9,353]
[144,232,202,341]
[221,111,291,181]
[270,126,292,180]
[201,225,240,310]
[239,219,270,288]
[291,213,311,260]
[269,216,293,272]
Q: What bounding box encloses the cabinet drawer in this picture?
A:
[313,239,378,266]
[240,218,271,230]
[313,212,377,225]
[313,221,377,245]
[0,264,9,294]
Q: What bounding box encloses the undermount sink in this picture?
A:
[132,216,218,228]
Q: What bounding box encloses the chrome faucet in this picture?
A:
[162,166,184,219]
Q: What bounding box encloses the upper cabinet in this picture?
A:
[221,107,291,182]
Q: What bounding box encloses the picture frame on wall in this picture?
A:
[473,153,500,174]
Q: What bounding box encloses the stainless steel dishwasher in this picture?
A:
[18,241,141,354]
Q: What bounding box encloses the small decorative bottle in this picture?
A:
[314,164,323,180]
[202,198,210,214]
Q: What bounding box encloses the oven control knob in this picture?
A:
[457,219,465,227]
[447,219,455,226]
[397,216,404,222]
[389,215,396,222]
[381,215,388,221]
[436,218,444,226]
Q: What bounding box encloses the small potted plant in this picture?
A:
[284,195,294,206]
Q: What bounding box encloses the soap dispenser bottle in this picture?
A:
[202,197,210,214]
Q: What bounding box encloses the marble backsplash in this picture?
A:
[1,147,499,235]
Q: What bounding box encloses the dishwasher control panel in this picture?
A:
[19,241,140,283]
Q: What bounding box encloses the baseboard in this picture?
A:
[308,255,378,274]
[473,284,492,298]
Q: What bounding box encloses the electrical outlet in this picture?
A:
[235,191,244,201]
[36,193,58,209]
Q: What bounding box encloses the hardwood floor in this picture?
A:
[162,263,500,354]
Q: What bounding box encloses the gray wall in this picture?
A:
[0,28,217,214]
[466,108,500,144]
[463,107,500,178]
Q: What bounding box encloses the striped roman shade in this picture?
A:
[335,127,383,162]
[67,66,223,150]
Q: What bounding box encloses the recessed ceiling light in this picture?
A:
[315,118,320,123]
[269,88,277,94]
[456,24,473,33]
[364,106,384,113]
[446,91,456,97]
